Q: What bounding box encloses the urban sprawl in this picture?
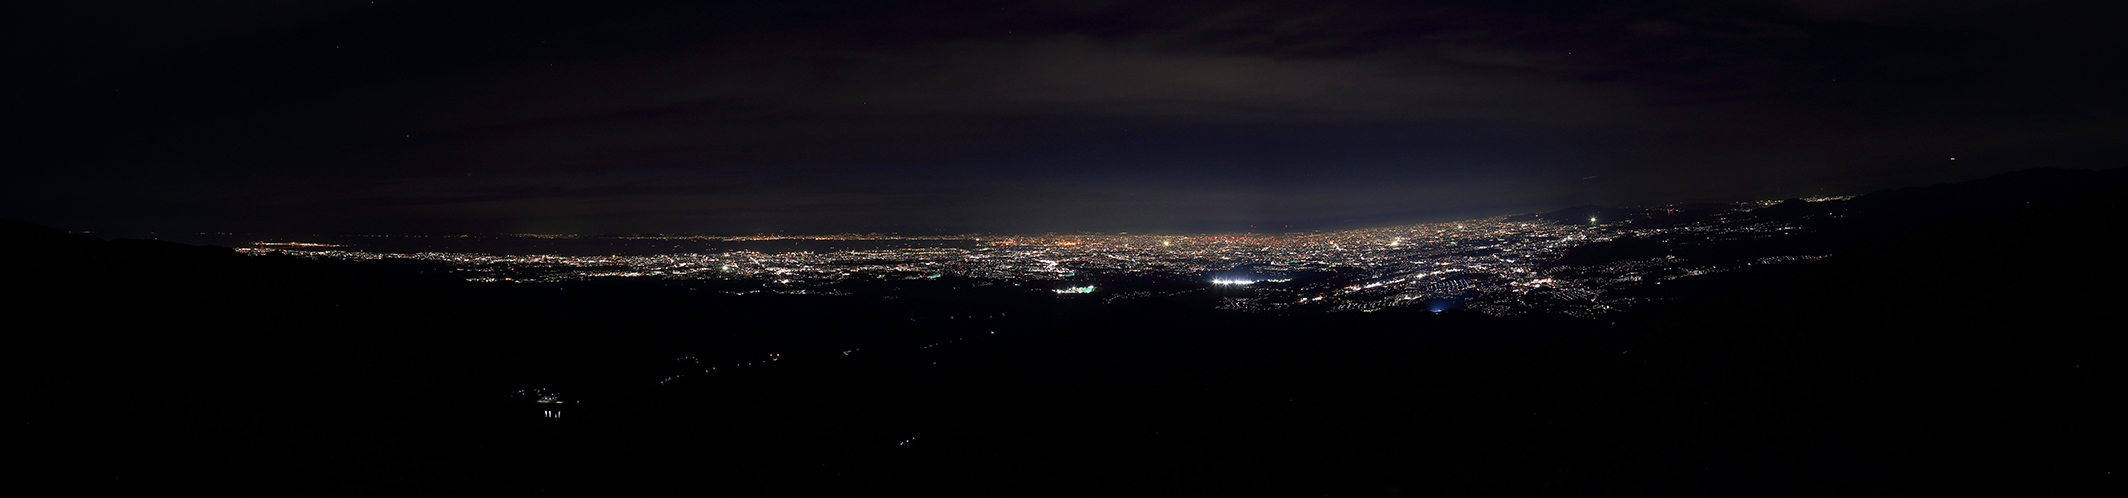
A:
[240,198,1845,318]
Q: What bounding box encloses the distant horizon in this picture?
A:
[46,188,1876,241]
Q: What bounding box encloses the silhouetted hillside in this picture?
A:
[1541,167,2125,494]
[1552,167,2126,270]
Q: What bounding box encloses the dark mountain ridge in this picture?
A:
[1550,167,2126,270]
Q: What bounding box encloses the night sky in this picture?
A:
[5,1,2122,235]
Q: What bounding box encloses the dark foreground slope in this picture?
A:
[1548,168,2126,495]
[12,168,2124,496]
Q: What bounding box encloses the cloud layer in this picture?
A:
[6,0,2122,233]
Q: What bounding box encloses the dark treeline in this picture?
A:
[13,168,2122,496]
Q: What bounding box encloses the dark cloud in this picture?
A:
[5,1,2122,234]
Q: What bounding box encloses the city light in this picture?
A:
[236,201,1833,318]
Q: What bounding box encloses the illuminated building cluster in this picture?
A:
[239,200,1841,318]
